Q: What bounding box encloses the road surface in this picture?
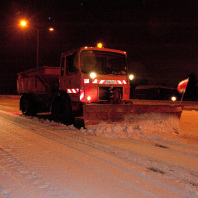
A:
[0,95,198,197]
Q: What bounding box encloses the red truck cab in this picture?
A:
[60,46,130,110]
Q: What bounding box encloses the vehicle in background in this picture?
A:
[133,85,180,102]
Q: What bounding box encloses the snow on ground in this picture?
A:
[0,95,198,197]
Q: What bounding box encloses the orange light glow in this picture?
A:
[20,20,27,27]
[87,96,91,101]
[97,43,103,48]
[49,27,54,31]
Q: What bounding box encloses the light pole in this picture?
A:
[36,27,54,71]
[19,19,54,73]
[36,29,39,72]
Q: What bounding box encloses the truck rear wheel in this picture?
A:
[51,97,74,125]
[20,96,37,116]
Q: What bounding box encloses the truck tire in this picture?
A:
[51,96,74,125]
[20,96,37,116]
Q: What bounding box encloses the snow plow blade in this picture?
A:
[83,103,183,134]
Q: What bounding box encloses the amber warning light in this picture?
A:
[97,43,103,48]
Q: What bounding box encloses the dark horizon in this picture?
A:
[1,0,198,95]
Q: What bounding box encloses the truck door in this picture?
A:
[59,53,80,102]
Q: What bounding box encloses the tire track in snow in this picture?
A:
[33,125,198,197]
[0,111,197,197]
[5,111,198,173]
[28,130,197,198]
[0,147,68,198]
[0,112,160,197]
[2,109,198,159]
[1,110,197,161]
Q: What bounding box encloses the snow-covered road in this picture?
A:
[0,96,198,197]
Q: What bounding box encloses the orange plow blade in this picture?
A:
[83,103,183,134]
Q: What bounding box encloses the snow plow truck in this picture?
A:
[17,44,182,133]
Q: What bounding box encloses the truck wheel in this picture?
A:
[51,97,74,125]
[20,97,37,116]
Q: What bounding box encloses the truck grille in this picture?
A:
[99,87,123,101]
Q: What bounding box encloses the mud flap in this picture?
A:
[83,104,182,134]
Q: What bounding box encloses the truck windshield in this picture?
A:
[80,50,127,75]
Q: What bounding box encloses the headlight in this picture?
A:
[87,96,91,102]
[171,96,177,101]
[129,74,134,80]
[90,72,96,79]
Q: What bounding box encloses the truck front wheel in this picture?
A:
[51,97,74,125]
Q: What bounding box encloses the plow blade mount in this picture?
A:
[83,104,183,134]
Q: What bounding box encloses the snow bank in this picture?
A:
[80,112,180,139]
[27,112,181,140]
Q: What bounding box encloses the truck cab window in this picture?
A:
[61,57,65,76]
[66,53,77,74]
[80,50,126,75]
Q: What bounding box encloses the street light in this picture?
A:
[20,20,27,27]
[19,19,54,73]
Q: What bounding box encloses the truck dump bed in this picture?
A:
[17,66,60,94]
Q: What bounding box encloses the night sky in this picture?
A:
[1,0,198,94]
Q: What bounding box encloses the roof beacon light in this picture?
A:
[97,43,103,48]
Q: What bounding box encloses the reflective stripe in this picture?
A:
[84,79,89,84]
[83,78,128,85]
[98,79,127,84]
[92,79,98,84]
[80,90,84,101]
[123,80,127,84]
[67,89,79,93]
[99,80,105,84]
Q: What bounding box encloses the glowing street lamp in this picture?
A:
[20,20,27,27]
[19,19,54,71]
